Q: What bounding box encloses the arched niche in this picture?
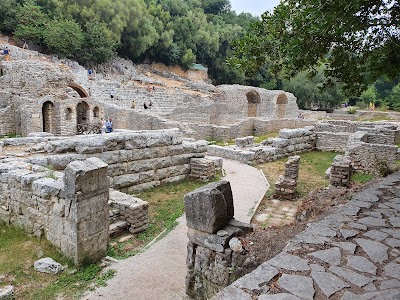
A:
[246,90,261,117]
[276,93,288,118]
[42,101,55,133]
[76,101,89,126]
[93,106,100,118]
[65,107,73,120]
[69,83,89,98]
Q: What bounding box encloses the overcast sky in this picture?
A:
[230,0,280,16]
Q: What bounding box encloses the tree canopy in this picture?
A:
[229,0,400,96]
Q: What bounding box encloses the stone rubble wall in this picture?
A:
[329,155,352,187]
[273,155,300,200]
[108,189,148,235]
[345,131,399,175]
[0,157,109,264]
[189,158,217,182]
[184,181,255,299]
[208,127,316,164]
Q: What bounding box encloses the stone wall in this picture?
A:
[0,157,109,264]
[208,127,315,164]
[189,158,217,182]
[184,181,255,299]
[13,129,208,193]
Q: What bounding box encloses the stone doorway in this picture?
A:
[76,101,89,126]
[42,101,55,133]
[246,91,261,117]
[276,93,288,118]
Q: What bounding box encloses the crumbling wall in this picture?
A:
[184,181,255,300]
[273,155,300,200]
[329,155,352,187]
[0,157,109,264]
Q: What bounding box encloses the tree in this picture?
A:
[229,0,400,96]
[43,19,84,58]
[14,2,49,44]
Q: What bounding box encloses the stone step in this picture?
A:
[109,220,128,236]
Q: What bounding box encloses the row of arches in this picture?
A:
[42,101,99,134]
[246,91,288,118]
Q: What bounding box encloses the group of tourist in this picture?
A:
[101,118,113,133]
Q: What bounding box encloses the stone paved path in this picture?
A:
[82,158,268,300]
[213,171,400,300]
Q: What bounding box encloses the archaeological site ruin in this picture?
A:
[1,42,400,299]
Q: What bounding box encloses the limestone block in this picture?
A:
[75,138,106,154]
[34,257,64,274]
[113,173,140,189]
[184,181,233,233]
[32,178,63,199]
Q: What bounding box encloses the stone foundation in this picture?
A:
[189,158,217,182]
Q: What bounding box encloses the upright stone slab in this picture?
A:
[329,155,352,187]
[274,156,300,200]
[64,157,109,264]
[184,180,233,233]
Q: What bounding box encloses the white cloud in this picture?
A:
[230,0,280,16]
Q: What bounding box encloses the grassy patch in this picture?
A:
[258,151,338,198]
[351,173,374,184]
[108,178,219,259]
[357,113,392,122]
[0,224,113,300]
[254,131,279,143]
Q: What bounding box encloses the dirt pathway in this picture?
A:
[82,159,268,300]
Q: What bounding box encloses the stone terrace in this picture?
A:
[213,171,400,299]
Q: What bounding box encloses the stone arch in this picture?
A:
[65,107,73,120]
[76,101,89,125]
[276,93,288,118]
[69,83,89,98]
[93,106,100,118]
[246,90,261,117]
[42,101,55,133]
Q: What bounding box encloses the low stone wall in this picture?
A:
[109,189,148,235]
[189,158,217,182]
[13,129,207,193]
[208,127,315,164]
[316,132,350,152]
[0,157,109,264]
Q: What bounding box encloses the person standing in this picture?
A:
[106,118,113,133]
[101,118,106,133]
[3,47,10,61]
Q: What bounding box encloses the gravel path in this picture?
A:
[82,158,268,300]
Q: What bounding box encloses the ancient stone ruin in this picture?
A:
[329,155,352,187]
[184,181,255,299]
[274,155,300,200]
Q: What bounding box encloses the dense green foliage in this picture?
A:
[229,0,400,97]
[0,0,260,85]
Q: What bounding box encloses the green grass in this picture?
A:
[0,224,114,300]
[108,177,220,259]
[0,133,21,139]
[258,151,338,198]
[254,131,279,143]
[351,173,374,184]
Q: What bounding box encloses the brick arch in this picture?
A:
[246,90,261,117]
[69,83,89,98]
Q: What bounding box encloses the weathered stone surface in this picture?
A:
[34,257,64,274]
[363,230,389,242]
[229,238,243,253]
[308,247,341,266]
[380,279,400,290]
[329,266,373,287]
[184,181,232,233]
[384,262,400,280]
[340,229,359,239]
[355,238,389,263]
[258,293,301,300]
[357,217,386,227]
[269,253,310,271]
[211,286,252,300]
[310,264,325,272]
[361,288,400,299]
[363,283,377,291]
[331,242,357,254]
[311,271,350,298]
[389,217,400,228]
[278,274,314,300]
[347,255,377,275]
[0,285,14,300]
[232,263,279,291]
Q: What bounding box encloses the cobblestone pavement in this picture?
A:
[213,171,400,300]
[254,199,300,227]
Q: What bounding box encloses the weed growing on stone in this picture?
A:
[253,131,279,143]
